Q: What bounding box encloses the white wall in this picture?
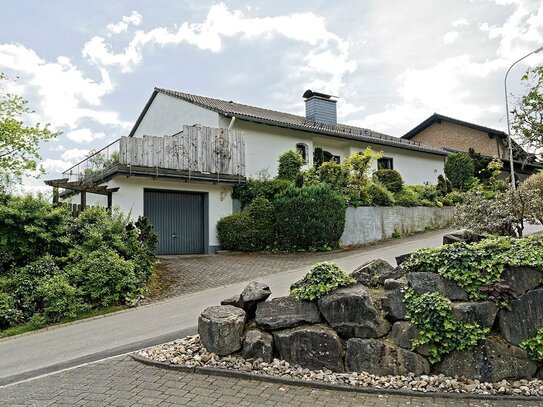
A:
[65,177,233,248]
[227,119,445,185]
[132,93,220,137]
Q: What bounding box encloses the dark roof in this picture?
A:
[402,113,507,140]
[128,88,448,156]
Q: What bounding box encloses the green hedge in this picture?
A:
[0,196,157,331]
[274,184,346,250]
[278,150,304,180]
[232,179,292,207]
[444,153,475,190]
[372,169,404,192]
[367,183,394,206]
[217,197,275,251]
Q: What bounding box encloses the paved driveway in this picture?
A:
[1,355,540,407]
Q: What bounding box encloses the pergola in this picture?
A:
[44,178,119,211]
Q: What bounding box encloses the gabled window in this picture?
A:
[377,157,393,170]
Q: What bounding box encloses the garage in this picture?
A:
[144,190,207,255]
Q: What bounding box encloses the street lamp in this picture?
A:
[504,45,543,189]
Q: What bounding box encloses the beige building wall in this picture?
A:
[409,121,505,158]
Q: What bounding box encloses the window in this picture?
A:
[377,157,393,170]
[332,155,341,164]
[296,143,308,163]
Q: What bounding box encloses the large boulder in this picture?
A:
[390,321,419,349]
[273,324,344,372]
[255,296,320,330]
[499,288,543,345]
[345,338,430,376]
[395,252,413,266]
[451,302,498,329]
[501,266,541,295]
[318,285,390,339]
[381,278,408,321]
[407,272,468,301]
[238,282,271,317]
[242,328,273,363]
[350,259,403,287]
[437,338,537,381]
[198,305,246,356]
[220,295,240,307]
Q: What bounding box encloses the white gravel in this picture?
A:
[136,335,543,397]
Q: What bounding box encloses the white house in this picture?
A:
[50,88,447,255]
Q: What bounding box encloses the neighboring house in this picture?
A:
[402,113,542,179]
[48,89,448,255]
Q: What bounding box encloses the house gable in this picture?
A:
[129,91,221,138]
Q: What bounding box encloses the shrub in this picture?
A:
[394,187,421,207]
[66,248,139,307]
[444,153,475,190]
[246,197,275,250]
[442,191,463,206]
[317,161,349,192]
[217,197,276,251]
[313,147,325,168]
[345,148,382,185]
[232,179,292,207]
[37,275,82,322]
[520,172,543,224]
[274,184,346,251]
[0,194,71,273]
[404,288,489,363]
[367,183,394,206]
[0,292,21,329]
[217,212,254,251]
[290,262,355,301]
[521,327,543,362]
[372,169,404,193]
[277,150,304,181]
[436,175,453,196]
[7,256,61,321]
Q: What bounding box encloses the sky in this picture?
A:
[1,0,543,192]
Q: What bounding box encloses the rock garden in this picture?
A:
[137,234,543,397]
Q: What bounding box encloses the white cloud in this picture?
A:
[452,18,469,27]
[41,158,72,173]
[106,11,142,35]
[0,43,131,130]
[82,3,356,93]
[443,31,459,44]
[61,148,89,162]
[65,128,106,143]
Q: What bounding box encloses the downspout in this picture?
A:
[228,116,236,130]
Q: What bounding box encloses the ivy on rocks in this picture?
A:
[403,288,489,363]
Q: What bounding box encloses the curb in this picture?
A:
[130,354,543,402]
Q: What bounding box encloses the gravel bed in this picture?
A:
[136,335,543,397]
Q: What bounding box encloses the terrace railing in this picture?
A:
[62,125,246,183]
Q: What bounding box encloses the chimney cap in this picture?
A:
[303,89,338,100]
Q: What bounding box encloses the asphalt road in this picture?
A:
[1,226,540,387]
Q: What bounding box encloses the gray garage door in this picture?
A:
[144,190,205,255]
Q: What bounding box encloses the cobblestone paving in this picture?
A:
[1,355,540,407]
[146,230,453,302]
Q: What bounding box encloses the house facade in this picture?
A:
[53,89,448,255]
[402,113,541,179]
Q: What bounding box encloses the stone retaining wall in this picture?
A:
[341,206,455,246]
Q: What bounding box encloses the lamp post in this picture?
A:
[504,45,543,189]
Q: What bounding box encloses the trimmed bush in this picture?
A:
[436,175,453,196]
[246,197,275,250]
[232,179,292,207]
[274,184,346,251]
[394,187,421,207]
[444,153,475,190]
[367,183,394,206]
[278,150,304,181]
[372,169,404,192]
[217,197,276,252]
[317,161,349,193]
[217,212,254,252]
